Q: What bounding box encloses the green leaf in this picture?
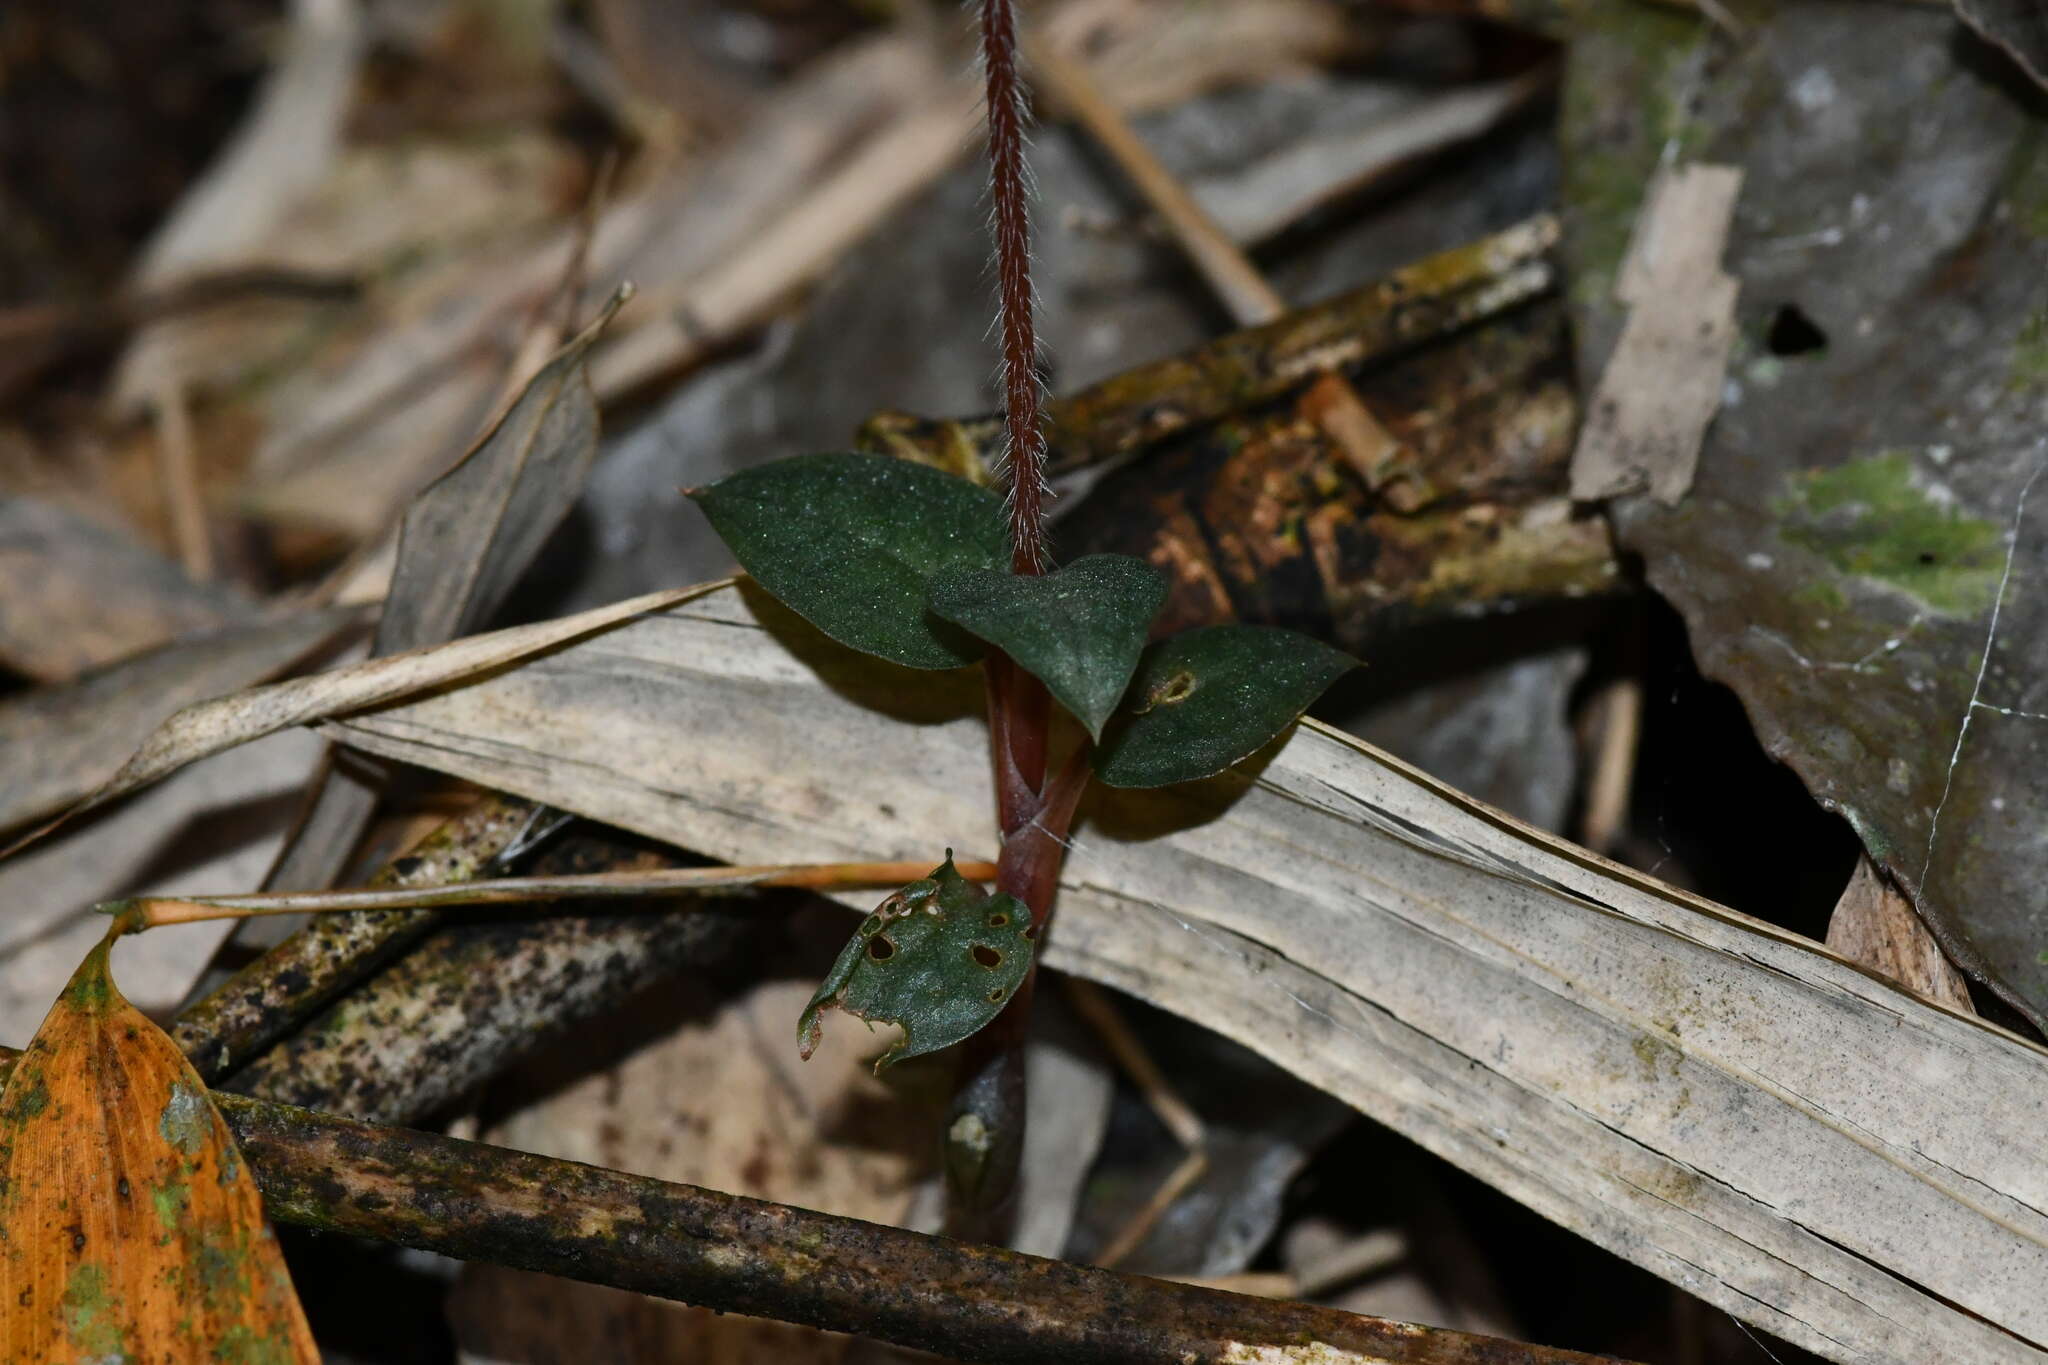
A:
[798,856,1033,1071]
[928,555,1168,740]
[1094,626,1358,788]
[690,453,1009,668]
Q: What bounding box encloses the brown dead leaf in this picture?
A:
[1569,163,1742,506]
[1826,855,1974,1014]
[0,932,315,1363]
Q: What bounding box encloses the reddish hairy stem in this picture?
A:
[979,0,1048,577]
[949,0,1064,1241]
[947,747,1091,1240]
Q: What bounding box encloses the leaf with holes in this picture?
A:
[798,856,1033,1071]
[0,933,317,1363]
[928,555,1168,740]
[1095,626,1358,788]
[690,453,1009,669]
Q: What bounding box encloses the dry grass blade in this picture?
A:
[115,857,999,928]
[1,582,723,861]
[0,933,315,1363]
[321,584,2048,1365]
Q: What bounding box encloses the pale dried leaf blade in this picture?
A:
[323,584,2048,1365]
[380,289,627,652]
[1569,164,1742,506]
[0,935,316,1362]
[1,584,720,861]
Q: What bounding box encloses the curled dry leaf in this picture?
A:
[261,289,625,896]
[0,933,316,1363]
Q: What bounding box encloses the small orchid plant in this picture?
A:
[686,0,1355,1232]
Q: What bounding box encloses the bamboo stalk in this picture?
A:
[172,794,538,1082]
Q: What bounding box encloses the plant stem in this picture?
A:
[979,0,1047,577]
[947,746,1090,1239]
[951,1,1083,1239]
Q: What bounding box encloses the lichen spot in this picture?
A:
[948,1112,991,1157]
[159,1080,209,1156]
[1137,668,1199,713]
[1219,1341,1379,1362]
[62,1263,128,1361]
[970,944,1003,969]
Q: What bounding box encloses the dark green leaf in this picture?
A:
[1094,626,1358,788]
[690,453,1009,668]
[928,555,1167,740]
[798,856,1033,1071]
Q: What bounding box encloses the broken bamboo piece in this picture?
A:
[861,214,1561,478]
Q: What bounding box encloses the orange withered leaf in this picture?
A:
[0,932,316,1363]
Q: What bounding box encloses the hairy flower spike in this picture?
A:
[978,0,1048,576]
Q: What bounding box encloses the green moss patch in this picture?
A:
[1777,452,2004,615]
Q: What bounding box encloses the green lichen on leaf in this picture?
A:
[212,1321,302,1365]
[1558,0,1713,315]
[798,856,1032,1072]
[1776,451,2004,615]
[2011,311,2048,393]
[64,1263,132,1362]
[1,1069,49,1125]
[159,1081,210,1157]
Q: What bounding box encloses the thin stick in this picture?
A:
[1094,1148,1209,1270]
[151,376,215,582]
[1024,34,1281,329]
[110,858,999,929]
[1065,977,1202,1149]
[1065,977,1211,1268]
[160,1079,1620,1365]
[1580,676,1642,856]
[1023,32,1411,500]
